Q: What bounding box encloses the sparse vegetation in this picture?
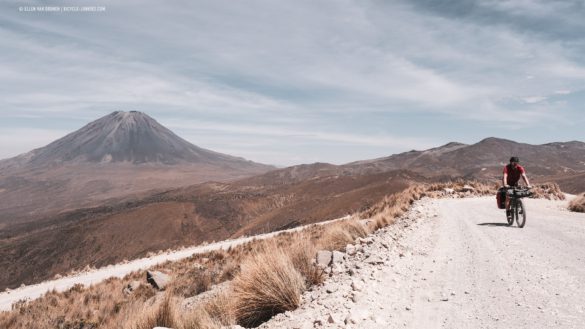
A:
[568,193,585,213]
[0,181,569,329]
[233,241,306,327]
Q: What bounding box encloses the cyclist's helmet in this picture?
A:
[510,156,520,163]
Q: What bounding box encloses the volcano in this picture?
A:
[21,111,255,166]
[0,111,274,223]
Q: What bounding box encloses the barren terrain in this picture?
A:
[0,170,414,290]
[263,196,585,328]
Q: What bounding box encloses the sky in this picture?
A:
[0,0,584,166]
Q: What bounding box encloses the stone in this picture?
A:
[345,313,358,325]
[351,280,363,292]
[332,251,345,264]
[146,270,170,290]
[367,256,385,265]
[316,250,333,267]
[327,313,336,324]
[443,188,455,194]
[122,280,142,295]
[346,244,357,255]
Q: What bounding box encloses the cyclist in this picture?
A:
[502,156,532,219]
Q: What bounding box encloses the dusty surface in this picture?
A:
[0,215,348,311]
[262,196,585,329]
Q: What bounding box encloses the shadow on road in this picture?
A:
[477,223,515,227]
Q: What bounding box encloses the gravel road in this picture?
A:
[263,196,585,329]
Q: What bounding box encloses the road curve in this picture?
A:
[262,196,585,329]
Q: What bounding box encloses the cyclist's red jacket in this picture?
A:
[504,164,525,186]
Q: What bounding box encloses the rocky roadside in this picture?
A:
[259,197,441,329]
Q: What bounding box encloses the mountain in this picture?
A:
[0,111,275,224]
[344,137,585,192]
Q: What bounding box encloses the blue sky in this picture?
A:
[0,0,584,166]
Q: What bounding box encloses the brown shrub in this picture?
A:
[127,295,178,329]
[287,234,325,286]
[317,220,368,251]
[531,183,565,200]
[569,194,585,213]
[232,242,306,327]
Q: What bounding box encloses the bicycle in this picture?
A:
[506,186,532,228]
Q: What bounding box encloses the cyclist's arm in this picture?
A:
[503,173,508,187]
[522,173,531,188]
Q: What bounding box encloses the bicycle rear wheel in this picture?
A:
[507,207,514,226]
[516,199,526,228]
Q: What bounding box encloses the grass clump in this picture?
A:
[232,242,306,327]
[568,193,585,213]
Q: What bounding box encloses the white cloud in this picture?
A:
[522,96,547,104]
[555,90,572,95]
[0,0,584,164]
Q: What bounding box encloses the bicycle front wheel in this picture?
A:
[516,199,526,228]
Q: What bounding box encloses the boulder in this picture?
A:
[316,250,333,267]
[146,270,170,290]
[332,251,345,264]
[122,280,142,295]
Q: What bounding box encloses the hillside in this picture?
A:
[0,168,418,290]
[0,111,274,225]
[345,137,585,192]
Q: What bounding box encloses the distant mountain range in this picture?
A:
[344,137,585,184]
[1,111,583,290]
[0,111,274,223]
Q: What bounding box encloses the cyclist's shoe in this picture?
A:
[506,209,512,219]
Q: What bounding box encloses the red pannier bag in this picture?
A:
[496,187,506,209]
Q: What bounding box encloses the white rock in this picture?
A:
[346,244,357,255]
[332,251,345,264]
[316,250,333,267]
[351,280,363,292]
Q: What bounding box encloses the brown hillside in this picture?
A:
[0,169,417,290]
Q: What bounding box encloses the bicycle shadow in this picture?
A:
[477,222,517,228]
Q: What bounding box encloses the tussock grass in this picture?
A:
[531,183,565,200]
[288,234,325,286]
[317,220,369,251]
[569,194,585,213]
[10,179,551,328]
[232,241,306,327]
[127,295,178,329]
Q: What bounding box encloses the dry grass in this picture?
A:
[8,180,546,329]
[126,294,178,329]
[568,194,585,213]
[317,220,369,251]
[531,183,565,200]
[232,241,306,327]
[287,234,325,286]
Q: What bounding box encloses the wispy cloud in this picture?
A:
[0,0,584,164]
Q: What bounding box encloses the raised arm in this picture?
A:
[522,173,531,188]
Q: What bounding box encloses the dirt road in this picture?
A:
[263,197,585,329]
[0,215,348,311]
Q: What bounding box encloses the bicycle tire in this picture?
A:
[516,199,526,228]
[507,207,514,226]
